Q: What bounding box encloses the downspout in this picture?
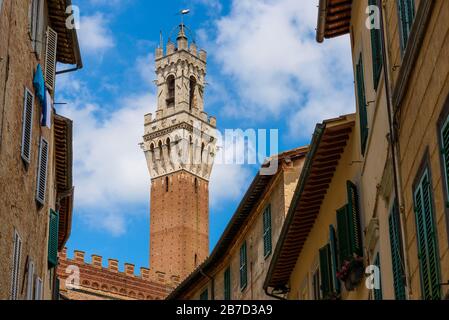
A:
[264,287,287,301]
[199,268,215,300]
[378,0,412,299]
[316,0,328,43]
[56,66,81,75]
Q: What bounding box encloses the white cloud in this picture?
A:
[78,13,115,55]
[206,0,355,136]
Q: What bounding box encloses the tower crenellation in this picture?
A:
[141,23,216,279]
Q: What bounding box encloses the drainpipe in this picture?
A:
[264,287,287,300]
[199,268,215,300]
[56,66,81,75]
[378,0,412,299]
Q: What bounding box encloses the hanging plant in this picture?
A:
[336,254,365,291]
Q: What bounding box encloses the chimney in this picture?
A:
[108,259,119,273]
[124,263,135,276]
[140,267,150,280]
[59,247,68,260]
[74,250,85,263]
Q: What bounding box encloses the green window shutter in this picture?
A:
[200,288,208,300]
[263,205,272,257]
[224,267,231,300]
[414,169,441,299]
[356,55,368,155]
[388,201,407,300]
[337,205,351,266]
[329,225,340,294]
[239,242,247,290]
[319,244,332,298]
[48,210,59,268]
[440,117,449,208]
[347,181,363,257]
[397,0,416,53]
[373,253,383,300]
[369,0,383,90]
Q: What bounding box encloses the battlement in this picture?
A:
[155,38,207,63]
[57,248,181,300]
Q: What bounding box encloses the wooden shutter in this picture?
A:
[45,27,58,91]
[263,205,272,257]
[356,55,368,155]
[347,181,363,257]
[36,137,49,205]
[319,244,332,298]
[26,259,35,300]
[369,0,383,90]
[337,205,351,266]
[21,88,34,164]
[397,0,416,53]
[373,253,383,300]
[224,267,231,300]
[48,210,59,268]
[11,230,22,300]
[413,169,441,299]
[440,117,449,207]
[329,225,340,294]
[239,242,247,290]
[35,277,43,300]
[388,201,407,299]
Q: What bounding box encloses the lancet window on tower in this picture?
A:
[189,76,197,110]
[166,75,175,108]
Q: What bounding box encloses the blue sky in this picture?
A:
[56,0,354,272]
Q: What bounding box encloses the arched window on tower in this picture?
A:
[189,76,197,110]
[165,176,169,192]
[166,138,171,159]
[195,178,198,193]
[166,75,175,108]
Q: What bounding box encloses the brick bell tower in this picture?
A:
[141,24,217,279]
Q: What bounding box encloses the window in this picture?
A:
[166,75,175,107]
[397,0,415,53]
[373,253,383,300]
[48,210,59,268]
[189,76,197,110]
[11,230,22,300]
[36,137,49,205]
[413,168,441,299]
[356,54,368,155]
[439,114,449,206]
[388,200,407,299]
[312,267,321,300]
[45,27,58,91]
[263,204,272,257]
[29,0,44,55]
[26,259,35,300]
[319,244,332,299]
[200,288,208,300]
[369,0,383,90]
[336,181,363,267]
[165,176,169,192]
[21,88,34,164]
[224,267,231,300]
[239,242,247,290]
[0,0,4,14]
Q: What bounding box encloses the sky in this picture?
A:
[56,0,355,271]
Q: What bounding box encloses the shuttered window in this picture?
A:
[413,169,441,299]
[45,27,58,91]
[337,181,363,266]
[319,244,332,299]
[200,288,208,300]
[36,137,49,205]
[388,200,407,300]
[329,225,340,294]
[11,230,22,300]
[439,116,449,207]
[29,0,44,54]
[35,277,43,300]
[26,259,35,300]
[224,267,231,300]
[356,55,368,155]
[369,0,383,90]
[373,253,383,300]
[397,0,415,54]
[48,210,59,268]
[21,88,34,164]
[263,204,272,257]
[239,241,247,290]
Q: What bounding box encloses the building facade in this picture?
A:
[0,0,81,300]
[264,0,449,300]
[167,147,308,300]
